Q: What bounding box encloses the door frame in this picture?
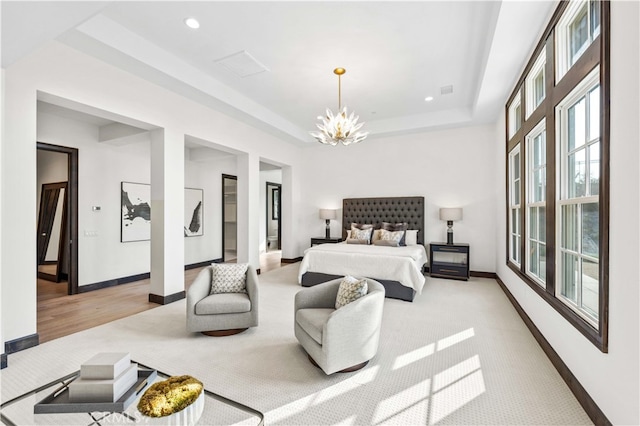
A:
[265,181,282,250]
[37,142,79,295]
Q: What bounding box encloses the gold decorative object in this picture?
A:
[137,375,203,417]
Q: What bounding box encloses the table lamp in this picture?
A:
[319,209,337,238]
[439,207,463,244]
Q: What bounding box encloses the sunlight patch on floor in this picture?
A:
[436,327,475,351]
[265,366,379,424]
[430,359,485,424]
[372,378,431,424]
[392,343,435,370]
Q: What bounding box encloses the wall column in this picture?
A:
[236,153,260,271]
[149,128,185,303]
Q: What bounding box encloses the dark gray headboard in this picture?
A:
[342,196,425,245]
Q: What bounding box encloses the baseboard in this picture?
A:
[149,291,185,305]
[185,258,222,270]
[281,257,302,264]
[1,353,7,369]
[79,272,151,293]
[470,271,497,279]
[422,266,497,279]
[495,275,611,426]
[5,333,39,354]
[79,260,222,293]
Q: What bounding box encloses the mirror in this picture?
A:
[266,182,281,251]
[37,182,68,282]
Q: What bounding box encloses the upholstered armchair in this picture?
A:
[294,277,385,374]
[186,264,259,336]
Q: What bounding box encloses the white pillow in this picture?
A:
[335,276,368,309]
[405,230,419,246]
[210,263,249,294]
[350,227,373,242]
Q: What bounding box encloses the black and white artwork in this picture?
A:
[184,188,204,237]
[121,182,151,242]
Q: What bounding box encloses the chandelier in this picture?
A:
[310,68,368,146]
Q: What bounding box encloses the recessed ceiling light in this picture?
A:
[424,96,434,102]
[184,17,200,29]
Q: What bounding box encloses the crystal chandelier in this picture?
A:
[310,68,368,146]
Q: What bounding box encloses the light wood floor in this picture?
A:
[37,251,284,344]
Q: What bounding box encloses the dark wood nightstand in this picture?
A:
[310,237,343,247]
[429,242,470,280]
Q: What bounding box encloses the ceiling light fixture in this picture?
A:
[310,68,368,146]
[424,96,434,102]
[184,17,200,29]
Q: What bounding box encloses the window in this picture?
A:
[508,92,522,139]
[505,0,608,351]
[556,0,601,81]
[526,48,546,118]
[508,145,521,266]
[556,69,600,325]
[526,121,546,285]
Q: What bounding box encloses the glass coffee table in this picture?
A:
[1,362,263,425]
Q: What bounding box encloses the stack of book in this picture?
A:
[68,352,138,403]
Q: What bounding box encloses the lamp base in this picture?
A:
[325,220,331,239]
[447,221,454,244]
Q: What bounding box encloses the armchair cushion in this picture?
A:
[335,276,368,309]
[195,293,251,315]
[209,263,248,294]
[296,308,334,345]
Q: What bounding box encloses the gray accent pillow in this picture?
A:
[210,263,249,294]
[335,276,368,309]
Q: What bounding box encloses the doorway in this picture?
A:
[222,174,237,262]
[36,142,79,295]
[265,182,281,251]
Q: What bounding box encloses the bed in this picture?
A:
[298,196,427,302]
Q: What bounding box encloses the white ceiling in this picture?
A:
[2,1,557,146]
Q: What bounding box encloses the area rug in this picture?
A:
[1,264,592,425]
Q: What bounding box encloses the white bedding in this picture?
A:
[298,242,428,294]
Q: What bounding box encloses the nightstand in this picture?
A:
[429,242,470,280]
[310,237,343,247]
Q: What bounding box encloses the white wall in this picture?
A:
[494,2,640,424]
[2,41,302,343]
[299,124,498,272]
[184,155,237,264]
[38,112,152,285]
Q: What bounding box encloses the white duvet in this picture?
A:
[298,242,428,294]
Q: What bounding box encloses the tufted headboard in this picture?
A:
[342,196,425,245]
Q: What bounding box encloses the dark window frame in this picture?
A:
[504,0,610,352]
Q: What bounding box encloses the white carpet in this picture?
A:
[1,264,592,425]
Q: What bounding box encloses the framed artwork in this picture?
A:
[121,182,151,242]
[272,187,279,220]
[184,188,204,237]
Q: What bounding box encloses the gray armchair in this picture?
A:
[294,277,385,374]
[186,264,259,336]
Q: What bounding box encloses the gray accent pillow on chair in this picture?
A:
[210,263,249,294]
[335,276,368,309]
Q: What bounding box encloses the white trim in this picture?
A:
[525,120,547,285]
[508,144,522,266]
[525,48,546,119]
[508,91,522,139]
[556,0,601,82]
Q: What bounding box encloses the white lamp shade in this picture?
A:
[319,209,337,220]
[439,207,463,221]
